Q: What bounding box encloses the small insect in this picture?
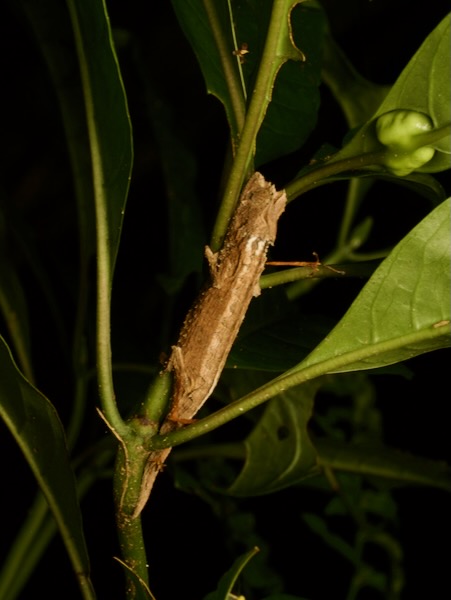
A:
[233,42,249,64]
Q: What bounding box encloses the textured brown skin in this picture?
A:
[133,173,286,516]
[166,172,286,421]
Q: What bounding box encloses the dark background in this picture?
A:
[1,1,450,598]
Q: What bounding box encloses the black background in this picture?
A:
[1,1,450,598]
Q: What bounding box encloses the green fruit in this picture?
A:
[375,110,435,175]
[382,146,435,177]
[376,110,433,149]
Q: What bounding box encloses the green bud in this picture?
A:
[382,146,436,177]
[375,110,435,175]
[376,110,433,150]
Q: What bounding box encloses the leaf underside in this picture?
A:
[0,336,93,595]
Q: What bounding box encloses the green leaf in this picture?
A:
[170,0,245,143]
[294,198,451,374]
[227,313,334,372]
[203,547,260,600]
[289,142,448,204]
[224,287,333,372]
[303,512,398,596]
[231,0,324,167]
[67,0,133,277]
[333,13,451,174]
[373,13,451,158]
[176,0,323,249]
[170,0,324,166]
[254,1,325,166]
[0,208,33,381]
[0,336,95,600]
[66,0,133,432]
[228,383,319,496]
[315,439,451,492]
[302,514,358,564]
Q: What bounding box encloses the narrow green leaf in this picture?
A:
[228,383,319,496]
[66,0,133,277]
[0,492,57,600]
[0,336,95,600]
[0,208,33,381]
[315,439,451,492]
[170,0,245,142]
[294,198,451,374]
[203,547,260,600]
[66,0,133,434]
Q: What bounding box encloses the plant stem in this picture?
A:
[67,0,128,439]
[149,323,450,450]
[114,444,151,600]
[0,492,55,600]
[203,0,246,137]
[406,122,451,150]
[286,124,451,206]
[211,0,302,250]
[260,261,350,289]
[227,0,248,100]
[336,178,374,249]
[285,151,386,202]
[142,370,172,426]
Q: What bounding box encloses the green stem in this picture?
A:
[227,0,248,100]
[260,260,378,290]
[141,370,172,425]
[0,286,35,384]
[202,0,246,138]
[67,0,128,438]
[285,151,386,202]
[114,444,151,600]
[336,178,374,249]
[402,122,451,151]
[0,493,54,600]
[286,122,449,218]
[0,442,114,600]
[210,0,299,250]
[149,324,450,450]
